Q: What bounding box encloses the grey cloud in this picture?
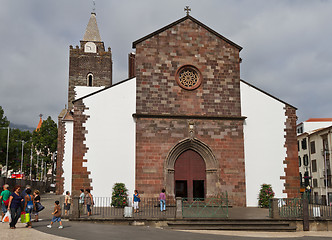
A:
[0,0,331,127]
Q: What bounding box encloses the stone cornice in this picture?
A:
[133,113,246,121]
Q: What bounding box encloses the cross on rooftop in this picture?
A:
[184,6,191,16]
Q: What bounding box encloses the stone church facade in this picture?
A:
[133,17,246,205]
[56,12,300,207]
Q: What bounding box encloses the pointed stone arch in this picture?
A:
[165,138,220,197]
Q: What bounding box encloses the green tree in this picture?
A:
[32,116,57,180]
[8,128,32,174]
[0,106,35,176]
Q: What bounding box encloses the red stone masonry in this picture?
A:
[134,16,246,206]
[71,99,92,197]
[135,117,246,206]
[55,111,66,195]
[135,18,242,117]
[282,105,300,198]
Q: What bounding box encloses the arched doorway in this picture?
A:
[165,138,219,198]
[174,150,206,199]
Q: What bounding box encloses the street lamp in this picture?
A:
[30,147,32,180]
[16,140,26,176]
[0,126,9,178]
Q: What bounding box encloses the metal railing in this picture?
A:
[270,195,332,219]
[78,197,177,218]
[182,194,228,218]
[277,198,303,218]
[307,195,332,218]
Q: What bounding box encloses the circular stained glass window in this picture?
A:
[176,65,202,90]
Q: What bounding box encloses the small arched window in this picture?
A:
[87,73,93,86]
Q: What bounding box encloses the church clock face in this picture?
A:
[176,65,202,90]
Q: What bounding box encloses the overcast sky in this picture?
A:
[1,0,331,128]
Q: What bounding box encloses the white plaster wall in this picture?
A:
[75,86,104,100]
[82,79,136,201]
[62,120,73,195]
[303,122,332,133]
[240,81,287,206]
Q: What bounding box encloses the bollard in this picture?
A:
[71,196,80,218]
[303,198,309,231]
[271,198,280,219]
[176,197,183,219]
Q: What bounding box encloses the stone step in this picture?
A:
[167,221,297,232]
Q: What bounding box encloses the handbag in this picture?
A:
[20,212,30,223]
[2,211,11,223]
[35,202,45,212]
[3,198,10,206]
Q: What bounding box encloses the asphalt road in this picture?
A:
[27,193,332,240]
[31,221,332,240]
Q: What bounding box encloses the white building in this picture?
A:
[57,12,299,207]
[298,123,332,204]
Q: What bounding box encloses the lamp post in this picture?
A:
[0,126,9,178]
[20,140,25,175]
[36,154,39,180]
[30,147,32,180]
[16,140,26,176]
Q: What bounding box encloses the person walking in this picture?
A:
[33,190,41,222]
[20,185,31,211]
[0,184,11,222]
[159,189,166,212]
[7,185,23,229]
[47,200,63,229]
[85,189,94,216]
[23,189,35,228]
[64,191,71,216]
[133,190,140,213]
[79,189,85,214]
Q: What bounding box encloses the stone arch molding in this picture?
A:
[165,138,219,197]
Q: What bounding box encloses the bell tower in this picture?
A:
[68,11,112,109]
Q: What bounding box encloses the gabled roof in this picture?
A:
[132,15,242,51]
[63,111,74,121]
[83,12,101,42]
[309,125,332,136]
[240,79,297,110]
[73,77,136,103]
[305,118,332,122]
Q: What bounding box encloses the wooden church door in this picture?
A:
[174,150,206,199]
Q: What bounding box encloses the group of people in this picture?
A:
[132,188,167,213]
[64,189,94,216]
[0,184,96,230]
[0,184,42,229]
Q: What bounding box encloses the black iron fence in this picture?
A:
[270,195,332,219]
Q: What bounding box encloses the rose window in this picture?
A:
[176,65,201,90]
